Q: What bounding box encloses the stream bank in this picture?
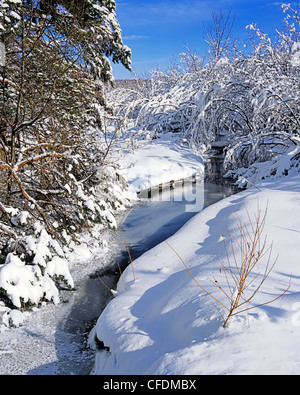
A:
[41,176,236,375]
[0,150,237,375]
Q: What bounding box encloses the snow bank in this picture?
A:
[92,173,300,375]
[0,162,131,316]
[120,134,204,193]
[225,144,300,189]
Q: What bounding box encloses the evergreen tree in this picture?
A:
[0,0,131,261]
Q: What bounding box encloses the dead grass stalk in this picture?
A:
[166,202,291,328]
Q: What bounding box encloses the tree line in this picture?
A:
[106,5,300,184]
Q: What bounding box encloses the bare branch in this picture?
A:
[166,202,291,329]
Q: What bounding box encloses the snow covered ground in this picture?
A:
[118,132,205,193]
[1,132,300,375]
[0,134,206,375]
[92,170,300,375]
[0,235,116,375]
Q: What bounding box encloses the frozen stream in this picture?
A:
[0,178,237,375]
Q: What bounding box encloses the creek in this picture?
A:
[0,167,237,375]
[57,175,237,375]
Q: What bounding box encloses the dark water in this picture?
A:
[57,177,237,374]
[118,178,236,265]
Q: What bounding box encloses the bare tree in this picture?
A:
[202,10,236,64]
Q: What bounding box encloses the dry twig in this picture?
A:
[120,226,135,282]
[166,202,291,328]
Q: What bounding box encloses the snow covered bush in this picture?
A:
[0,218,77,310]
[225,144,300,188]
[1,255,48,309]
[0,158,130,309]
[0,0,22,35]
[0,250,72,310]
[106,4,300,180]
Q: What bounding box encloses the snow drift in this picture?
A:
[92,172,300,375]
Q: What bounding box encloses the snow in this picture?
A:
[44,257,74,290]
[19,211,29,225]
[1,128,300,375]
[225,144,300,189]
[92,171,300,375]
[0,253,59,309]
[119,133,205,193]
[2,309,29,328]
[292,42,300,67]
[0,224,76,311]
[0,228,121,375]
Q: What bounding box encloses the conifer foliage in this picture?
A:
[0,0,131,309]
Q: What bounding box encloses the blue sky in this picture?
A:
[112,1,299,79]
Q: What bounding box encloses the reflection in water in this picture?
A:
[122,179,237,263]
